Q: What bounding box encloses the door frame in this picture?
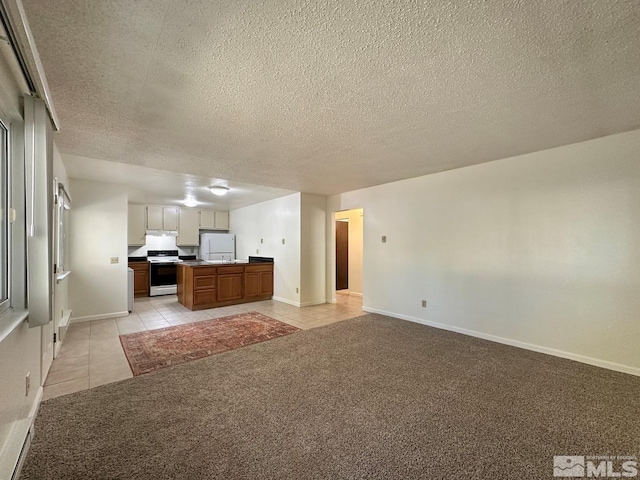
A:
[330,208,364,303]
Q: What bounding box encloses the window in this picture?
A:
[0,118,9,315]
[55,182,70,274]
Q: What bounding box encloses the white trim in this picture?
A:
[362,306,640,377]
[71,310,129,324]
[300,299,326,307]
[272,296,300,307]
[348,292,363,297]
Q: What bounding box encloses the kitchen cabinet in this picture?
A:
[244,264,274,298]
[177,208,199,246]
[128,205,146,246]
[199,209,230,230]
[128,262,149,297]
[147,205,178,230]
[215,211,229,230]
[217,265,243,302]
[176,262,273,310]
[178,266,217,308]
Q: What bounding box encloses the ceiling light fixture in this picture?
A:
[208,185,230,196]
[184,198,198,207]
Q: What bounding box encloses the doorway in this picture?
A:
[333,208,364,298]
[335,219,349,290]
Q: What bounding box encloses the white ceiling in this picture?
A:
[22,0,640,198]
[62,154,295,210]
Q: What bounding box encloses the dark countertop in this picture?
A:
[127,257,148,263]
[179,260,274,267]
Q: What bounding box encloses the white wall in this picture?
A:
[69,179,128,321]
[0,43,44,479]
[128,235,198,257]
[232,193,302,305]
[300,194,326,306]
[328,129,640,375]
[334,208,364,296]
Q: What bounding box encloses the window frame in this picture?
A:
[0,116,11,316]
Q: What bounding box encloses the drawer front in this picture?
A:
[217,265,244,274]
[245,264,272,273]
[193,289,216,305]
[194,275,215,290]
[193,267,217,276]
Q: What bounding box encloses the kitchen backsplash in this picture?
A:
[128,235,199,257]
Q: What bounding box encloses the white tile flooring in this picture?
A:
[43,292,363,400]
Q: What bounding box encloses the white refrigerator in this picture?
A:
[199,233,235,261]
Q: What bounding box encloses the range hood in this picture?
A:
[146,229,178,237]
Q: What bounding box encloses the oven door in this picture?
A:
[149,262,177,296]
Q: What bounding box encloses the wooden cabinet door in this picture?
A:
[199,209,215,229]
[217,274,242,301]
[244,272,260,297]
[214,211,229,230]
[130,263,149,296]
[128,205,146,245]
[259,270,273,296]
[177,208,199,245]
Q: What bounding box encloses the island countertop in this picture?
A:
[178,260,274,267]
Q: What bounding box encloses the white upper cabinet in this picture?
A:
[199,209,229,230]
[214,211,229,230]
[199,209,215,229]
[128,205,146,245]
[177,208,199,246]
[147,205,178,230]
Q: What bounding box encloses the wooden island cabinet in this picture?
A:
[177,262,274,310]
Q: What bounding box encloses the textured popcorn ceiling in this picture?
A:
[22,0,640,196]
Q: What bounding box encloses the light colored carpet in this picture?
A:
[21,314,640,479]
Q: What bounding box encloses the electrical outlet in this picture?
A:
[261,238,263,244]
[110,257,119,264]
[282,238,285,244]
[422,300,427,308]
[256,249,259,254]
[381,236,387,243]
[25,372,30,396]
[296,287,299,293]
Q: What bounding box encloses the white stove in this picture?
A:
[147,250,180,296]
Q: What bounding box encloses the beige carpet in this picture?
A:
[21,314,640,479]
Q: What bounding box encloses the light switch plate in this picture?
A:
[381,236,387,243]
[110,257,119,264]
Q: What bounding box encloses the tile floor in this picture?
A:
[43,292,363,400]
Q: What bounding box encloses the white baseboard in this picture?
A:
[300,299,326,307]
[71,311,129,324]
[272,296,301,307]
[349,292,363,297]
[362,306,640,377]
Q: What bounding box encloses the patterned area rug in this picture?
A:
[120,312,300,376]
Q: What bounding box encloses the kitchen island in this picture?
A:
[176,261,274,310]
